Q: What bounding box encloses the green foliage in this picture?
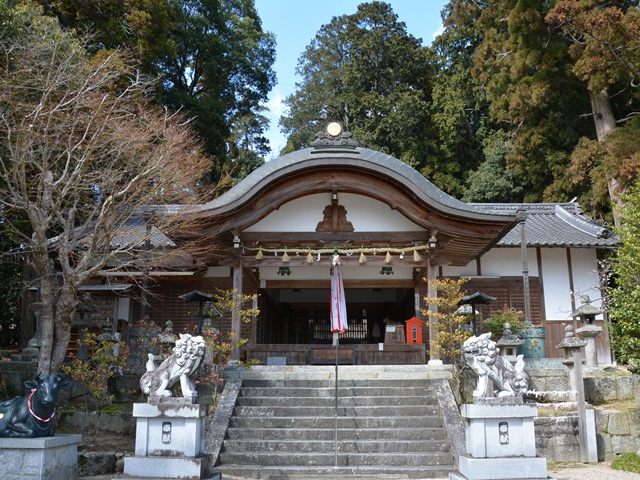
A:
[422,278,472,363]
[482,308,527,339]
[39,0,276,184]
[472,0,593,203]
[611,452,640,474]
[60,330,127,403]
[463,130,527,202]
[609,181,640,371]
[280,2,446,189]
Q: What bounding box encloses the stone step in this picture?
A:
[233,405,440,417]
[236,395,436,407]
[213,464,455,479]
[241,379,433,388]
[225,427,447,441]
[222,439,451,454]
[239,386,434,398]
[218,451,454,467]
[229,415,443,429]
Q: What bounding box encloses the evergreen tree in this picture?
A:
[547,0,640,226]
[472,0,593,203]
[40,0,276,185]
[281,2,452,191]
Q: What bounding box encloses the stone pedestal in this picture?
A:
[114,398,217,480]
[449,399,547,480]
[0,434,82,480]
[576,325,602,367]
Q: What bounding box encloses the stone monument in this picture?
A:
[0,373,81,480]
[115,334,219,480]
[572,295,603,367]
[449,333,547,480]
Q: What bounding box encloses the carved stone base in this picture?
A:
[117,401,212,479]
[449,403,548,480]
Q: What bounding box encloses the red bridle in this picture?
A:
[27,389,56,423]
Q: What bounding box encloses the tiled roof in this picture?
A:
[471,203,618,248]
[70,216,176,250]
[196,147,516,223]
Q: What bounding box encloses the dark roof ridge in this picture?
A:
[470,202,582,215]
[554,205,611,239]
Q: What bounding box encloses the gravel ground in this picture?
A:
[80,462,640,480]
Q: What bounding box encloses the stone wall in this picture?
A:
[594,409,640,460]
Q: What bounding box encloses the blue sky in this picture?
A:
[254,0,449,158]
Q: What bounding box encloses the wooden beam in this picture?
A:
[264,279,414,289]
[241,231,431,243]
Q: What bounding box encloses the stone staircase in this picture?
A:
[210,366,461,479]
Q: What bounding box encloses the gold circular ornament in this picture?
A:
[327,122,342,136]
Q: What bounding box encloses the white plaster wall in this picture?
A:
[259,265,414,281]
[480,248,539,276]
[441,264,477,277]
[245,193,424,232]
[569,248,604,315]
[540,249,573,321]
[442,247,538,278]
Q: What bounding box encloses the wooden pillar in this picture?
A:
[427,257,439,361]
[231,258,243,362]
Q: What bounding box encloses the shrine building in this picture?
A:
[73,126,618,365]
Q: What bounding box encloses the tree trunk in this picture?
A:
[589,89,624,228]
[48,285,78,373]
[36,269,56,375]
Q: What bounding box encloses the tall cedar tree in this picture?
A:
[39,0,276,187]
[280,2,455,192]
[547,0,640,227]
[431,0,491,198]
[471,0,594,204]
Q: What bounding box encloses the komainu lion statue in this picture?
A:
[463,332,529,398]
[140,334,206,398]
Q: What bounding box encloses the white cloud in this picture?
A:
[432,23,444,40]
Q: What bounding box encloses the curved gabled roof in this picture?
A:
[192,144,518,266]
[197,146,515,224]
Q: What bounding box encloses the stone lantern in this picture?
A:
[496,323,524,364]
[556,325,587,392]
[572,295,602,367]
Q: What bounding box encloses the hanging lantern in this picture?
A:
[306,252,314,264]
[282,251,290,263]
[413,249,422,263]
[359,252,367,264]
[256,249,264,260]
[385,252,392,264]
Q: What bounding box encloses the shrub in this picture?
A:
[612,452,640,473]
[482,308,528,339]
